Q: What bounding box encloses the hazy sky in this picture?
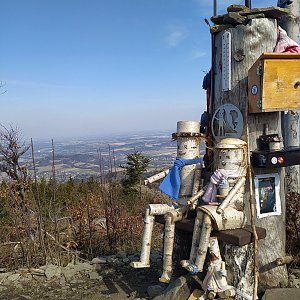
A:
[0,0,275,139]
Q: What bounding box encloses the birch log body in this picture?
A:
[213,18,288,292]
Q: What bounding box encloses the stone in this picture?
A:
[116,251,127,259]
[7,273,21,282]
[211,14,224,25]
[107,255,118,264]
[0,273,9,281]
[20,276,31,283]
[262,288,300,300]
[153,275,199,300]
[30,269,45,276]
[73,262,93,273]
[15,283,23,289]
[59,275,66,286]
[62,268,77,282]
[223,12,247,25]
[239,7,289,18]
[94,264,102,272]
[89,271,102,280]
[71,279,85,284]
[91,257,107,264]
[291,269,300,277]
[188,289,205,300]
[45,264,61,279]
[150,250,162,262]
[0,286,7,292]
[210,24,234,34]
[39,265,47,270]
[129,291,137,298]
[92,217,107,229]
[19,296,32,300]
[291,278,300,288]
[66,262,75,268]
[247,13,265,20]
[227,4,250,13]
[147,284,166,298]
[128,254,140,261]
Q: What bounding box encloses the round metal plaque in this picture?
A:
[212,103,244,141]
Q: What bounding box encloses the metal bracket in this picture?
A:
[256,64,263,76]
[256,98,262,109]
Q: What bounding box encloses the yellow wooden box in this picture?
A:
[248,53,300,113]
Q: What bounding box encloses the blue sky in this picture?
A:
[0,0,276,139]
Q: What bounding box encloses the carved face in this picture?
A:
[217,148,244,170]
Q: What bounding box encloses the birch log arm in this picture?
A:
[144,169,170,185]
[187,185,207,209]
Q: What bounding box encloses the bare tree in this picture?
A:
[0,124,31,212]
[0,124,30,182]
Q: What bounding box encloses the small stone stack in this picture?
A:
[210,5,289,33]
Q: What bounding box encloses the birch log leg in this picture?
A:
[190,211,204,262]
[195,214,212,272]
[130,207,154,268]
[160,213,175,283]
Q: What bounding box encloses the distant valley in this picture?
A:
[22,131,181,181]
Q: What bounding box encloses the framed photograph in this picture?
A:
[254,173,281,219]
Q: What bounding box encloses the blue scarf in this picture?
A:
[159,157,203,200]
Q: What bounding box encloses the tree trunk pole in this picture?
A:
[212,18,288,295]
[280,0,300,194]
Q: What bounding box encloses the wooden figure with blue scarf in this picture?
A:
[130,121,204,283]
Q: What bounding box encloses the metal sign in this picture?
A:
[212,103,243,141]
[222,31,232,91]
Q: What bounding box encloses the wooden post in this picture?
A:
[280,0,300,194]
[212,17,288,294]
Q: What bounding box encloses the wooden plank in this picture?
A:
[155,216,266,246]
[213,225,266,246]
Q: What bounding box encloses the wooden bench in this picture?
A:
[155,215,266,246]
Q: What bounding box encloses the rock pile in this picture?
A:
[289,268,300,288]
[210,5,289,33]
[0,250,164,299]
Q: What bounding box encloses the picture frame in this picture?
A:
[254,173,281,219]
